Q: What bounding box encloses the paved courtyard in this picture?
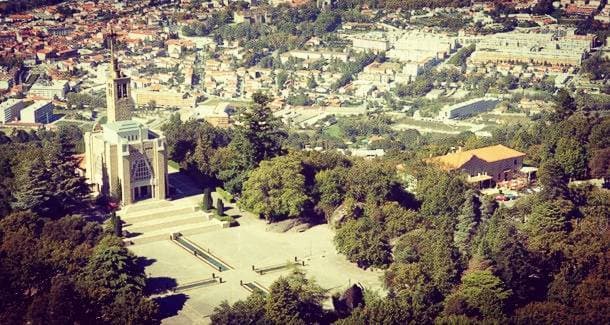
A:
[123,172,384,324]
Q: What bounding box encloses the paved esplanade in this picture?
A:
[121,170,384,324]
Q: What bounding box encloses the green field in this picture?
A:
[324,124,343,138]
[53,120,95,133]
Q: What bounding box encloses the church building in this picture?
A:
[84,33,168,205]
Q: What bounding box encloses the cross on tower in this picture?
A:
[107,26,119,74]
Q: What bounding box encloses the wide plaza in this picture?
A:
[122,171,384,324]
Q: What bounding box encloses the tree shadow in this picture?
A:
[227,212,242,219]
[135,256,157,268]
[125,231,142,238]
[168,171,204,200]
[154,293,189,319]
[389,184,420,210]
[145,276,178,295]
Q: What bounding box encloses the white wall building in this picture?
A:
[0,99,24,123]
[29,80,69,100]
[439,97,500,120]
[20,100,53,124]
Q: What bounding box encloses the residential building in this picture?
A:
[20,100,53,124]
[429,144,526,187]
[0,98,23,123]
[352,35,390,52]
[29,79,69,100]
[280,50,349,63]
[470,30,595,67]
[439,97,500,120]
[133,87,197,109]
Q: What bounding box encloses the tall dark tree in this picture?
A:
[454,190,481,256]
[13,158,55,218]
[216,198,224,216]
[78,236,157,324]
[218,92,287,193]
[203,187,213,212]
[0,156,13,218]
[264,270,326,324]
[551,89,576,123]
[47,132,90,217]
[114,216,123,237]
[538,159,569,200]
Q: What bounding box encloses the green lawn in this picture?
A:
[168,160,180,170]
[53,120,94,133]
[324,124,343,138]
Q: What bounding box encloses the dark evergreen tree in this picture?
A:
[550,89,576,123]
[217,92,287,193]
[13,158,55,218]
[203,187,213,212]
[216,198,224,216]
[48,132,90,216]
[0,183,11,218]
[78,236,157,324]
[538,159,569,200]
[114,178,123,203]
[114,216,123,237]
[454,190,481,256]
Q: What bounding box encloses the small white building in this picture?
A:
[439,97,500,120]
[29,80,69,100]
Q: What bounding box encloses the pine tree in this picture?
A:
[454,190,481,256]
[48,132,90,216]
[539,159,569,200]
[203,187,212,212]
[217,92,287,193]
[13,157,55,218]
[113,178,123,203]
[216,198,224,216]
[114,215,123,237]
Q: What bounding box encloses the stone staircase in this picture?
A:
[119,199,224,245]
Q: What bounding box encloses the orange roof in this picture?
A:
[430,145,525,170]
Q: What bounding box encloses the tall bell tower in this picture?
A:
[106,27,132,123]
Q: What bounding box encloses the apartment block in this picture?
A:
[0,98,23,123]
[20,100,53,124]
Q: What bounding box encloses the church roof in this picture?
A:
[105,120,142,133]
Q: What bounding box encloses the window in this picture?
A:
[132,159,151,181]
[514,159,517,165]
[117,83,128,99]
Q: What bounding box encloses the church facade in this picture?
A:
[84,36,168,205]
